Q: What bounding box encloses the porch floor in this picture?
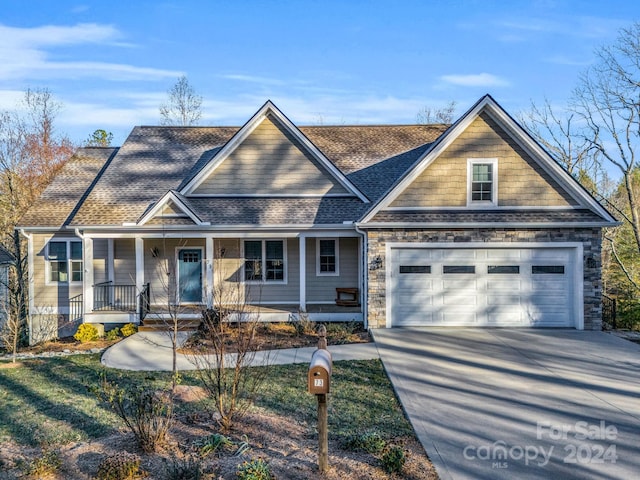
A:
[143,303,362,323]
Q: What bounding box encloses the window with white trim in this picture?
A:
[317,238,339,276]
[47,240,83,283]
[468,158,498,206]
[244,240,286,282]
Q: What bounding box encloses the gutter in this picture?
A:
[360,221,620,229]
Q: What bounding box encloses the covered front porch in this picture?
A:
[75,233,365,325]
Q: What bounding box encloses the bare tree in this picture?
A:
[416,100,457,124]
[570,22,640,291]
[187,241,271,431]
[159,76,203,126]
[518,98,595,175]
[0,88,75,349]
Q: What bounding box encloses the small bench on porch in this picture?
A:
[335,288,359,307]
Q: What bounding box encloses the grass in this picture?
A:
[0,355,411,449]
[256,360,413,441]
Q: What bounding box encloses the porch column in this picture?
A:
[135,237,144,315]
[107,239,114,283]
[83,237,94,316]
[299,235,306,312]
[206,237,214,307]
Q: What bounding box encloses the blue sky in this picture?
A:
[1,0,638,145]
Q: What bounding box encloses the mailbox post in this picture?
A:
[308,325,332,473]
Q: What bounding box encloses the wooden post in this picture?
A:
[317,393,328,473]
[318,324,327,350]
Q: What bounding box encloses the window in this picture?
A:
[400,265,431,274]
[443,265,475,274]
[468,158,497,206]
[532,265,565,274]
[488,265,520,274]
[47,239,82,283]
[317,239,339,276]
[244,240,286,282]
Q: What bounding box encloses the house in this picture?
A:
[16,95,617,342]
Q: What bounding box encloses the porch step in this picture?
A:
[139,318,201,332]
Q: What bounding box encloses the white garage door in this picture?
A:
[390,247,576,327]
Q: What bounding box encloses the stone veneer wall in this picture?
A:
[366,228,602,330]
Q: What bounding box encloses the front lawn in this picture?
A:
[0,355,438,479]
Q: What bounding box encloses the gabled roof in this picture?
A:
[136,190,209,226]
[17,95,616,231]
[180,100,369,202]
[360,94,618,225]
[17,123,443,228]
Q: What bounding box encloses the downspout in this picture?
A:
[75,228,88,322]
[18,229,33,345]
[353,223,368,329]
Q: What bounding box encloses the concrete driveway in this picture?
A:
[372,328,640,480]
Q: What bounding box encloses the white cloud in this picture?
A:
[440,73,510,88]
[0,23,179,81]
[0,89,25,109]
[496,15,624,40]
[220,74,285,86]
[544,55,592,66]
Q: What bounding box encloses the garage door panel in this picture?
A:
[395,308,435,326]
[443,294,477,306]
[390,247,576,328]
[399,292,432,305]
[441,249,477,261]
[487,280,522,291]
[443,279,477,289]
[487,249,523,261]
[442,308,479,324]
[487,294,522,306]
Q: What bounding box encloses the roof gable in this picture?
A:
[388,112,578,209]
[361,95,617,224]
[181,101,369,202]
[137,191,208,226]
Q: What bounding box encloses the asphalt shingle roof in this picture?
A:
[19,124,447,228]
[17,121,609,229]
[18,147,118,227]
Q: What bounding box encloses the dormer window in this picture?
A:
[468,158,498,206]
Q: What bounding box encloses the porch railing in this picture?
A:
[138,283,150,321]
[93,281,138,312]
[602,295,617,329]
[69,293,83,322]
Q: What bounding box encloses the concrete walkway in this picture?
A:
[101,331,380,371]
[373,328,640,480]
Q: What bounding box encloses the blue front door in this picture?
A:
[178,249,202,303]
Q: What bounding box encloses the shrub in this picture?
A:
[616,300,640,330]
[121,323,138,337]
[105,327,121,341]
[381,445,406,474]
[93,376,173,453]
[163,454,203,480]
[96,452,143,480]
[197,433,234,456]
[236,458,272,480]
[344,431,386,454]
[74,323,100,343]
[326,321,362,344]
[288,311,315,336]
[25,450,62,477]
